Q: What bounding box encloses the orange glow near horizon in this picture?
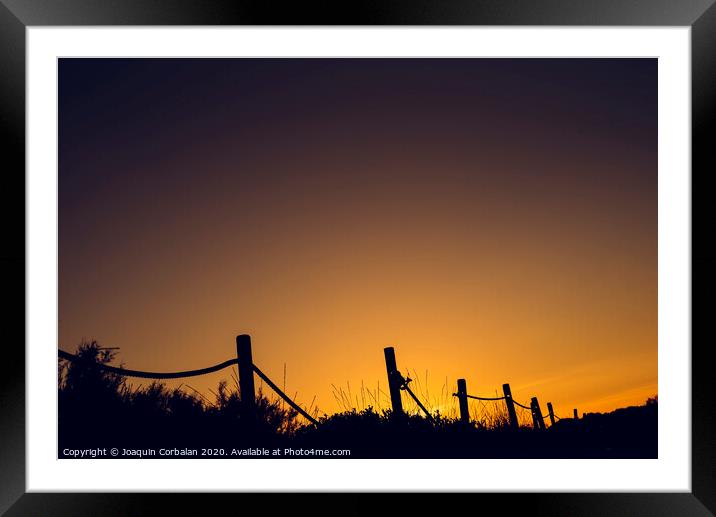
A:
[59,58,657,419]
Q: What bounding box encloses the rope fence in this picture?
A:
[58,346,319,426]
[447,376,576,430]
[59,338,579,432]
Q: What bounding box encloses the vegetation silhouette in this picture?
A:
[58,341,657,458]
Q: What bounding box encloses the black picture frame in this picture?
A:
[1,1,714,514]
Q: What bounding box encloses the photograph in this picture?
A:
[57,57,658,460]
[3,1,712,509]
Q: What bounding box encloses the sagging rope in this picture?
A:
[510,398,532,410]
[58,349,238,379]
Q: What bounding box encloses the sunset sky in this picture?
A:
[58,58,657,419]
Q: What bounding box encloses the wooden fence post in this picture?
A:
[236,334,256,422]
[547,402,555,426]
[456,378,470,424]
[573,408,579,420]
[384,347,404,418]
[502,383,518,430]
[531,397,545,430]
